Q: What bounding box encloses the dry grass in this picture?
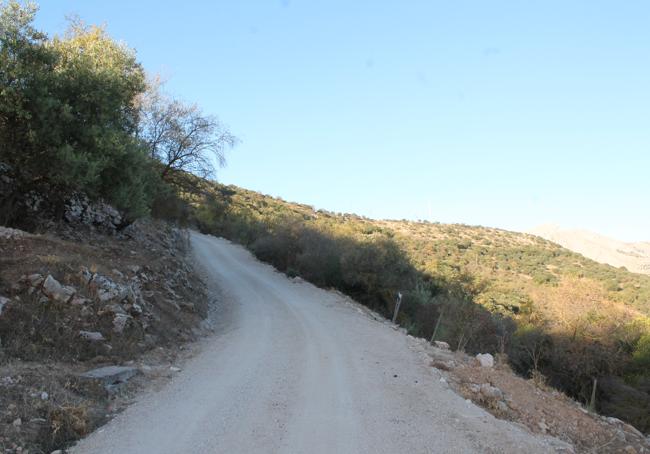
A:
[0,221,209,452]
[427,346,650,453]
[50,405,89,442]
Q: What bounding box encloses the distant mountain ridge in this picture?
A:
[530,224,650,275]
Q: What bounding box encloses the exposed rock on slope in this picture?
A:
[530,225,650,275]
[1,163,125,234]
[64,193,123,233]
[0,226,30,240]
[424,341,650,453]
[0,219,210,453]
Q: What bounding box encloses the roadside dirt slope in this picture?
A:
[0,221,207,453]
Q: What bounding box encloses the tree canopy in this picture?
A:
[0,1,233,220]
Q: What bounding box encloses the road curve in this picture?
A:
[72,232,560,454]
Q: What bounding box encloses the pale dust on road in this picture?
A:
[71,232,566,454]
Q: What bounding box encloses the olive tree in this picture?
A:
[0,4,155,218]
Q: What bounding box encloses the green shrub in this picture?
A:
[0,6,152,216]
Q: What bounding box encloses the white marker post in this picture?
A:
[392,292,403,324]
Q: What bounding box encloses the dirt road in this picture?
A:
[72,232,563,453]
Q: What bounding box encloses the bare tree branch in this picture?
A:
[136,77,236,180]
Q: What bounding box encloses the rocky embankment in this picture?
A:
[0,212,210,453]
[418,340,650,453]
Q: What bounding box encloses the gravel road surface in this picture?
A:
[72,232,562,453]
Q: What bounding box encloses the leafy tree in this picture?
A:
[0,1,57,196]
[0,4,154,218]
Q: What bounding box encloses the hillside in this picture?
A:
[531,225,650,276]
[195,183,650,316]
[191,182,650,433]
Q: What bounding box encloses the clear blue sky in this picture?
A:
[35,1,650,241]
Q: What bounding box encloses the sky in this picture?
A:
[34,1,650,241]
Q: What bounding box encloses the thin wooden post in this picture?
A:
[589,377,598,412]
[430,307,445,343]
[392,292,402,324]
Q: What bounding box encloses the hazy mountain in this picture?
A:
[530,224,650,275]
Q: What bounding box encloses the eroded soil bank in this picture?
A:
[0,221,211,453]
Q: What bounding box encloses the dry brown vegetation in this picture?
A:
[419,342,649,453]
[0,221,208,453]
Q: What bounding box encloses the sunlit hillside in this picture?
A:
[190,182,650,432]
[531,224,650,276]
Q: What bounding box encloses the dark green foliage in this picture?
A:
[0,2,203,223]
[0,3,154,218]
[296,229,343,287]
[150,180,193,225]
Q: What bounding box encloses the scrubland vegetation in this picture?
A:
[189,182,650,432]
